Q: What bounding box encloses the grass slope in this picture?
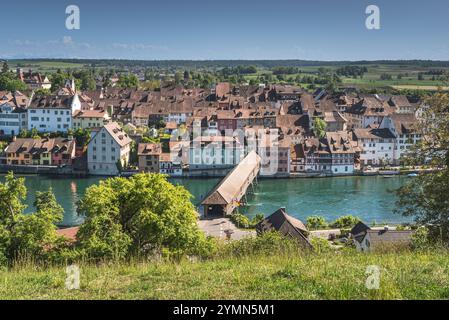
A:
[1,250,448,300]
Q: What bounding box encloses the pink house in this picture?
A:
[51,138,76,166]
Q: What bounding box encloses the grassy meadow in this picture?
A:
[1,249,448,300]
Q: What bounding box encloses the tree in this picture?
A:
[80,72,96,91]
[1,62,9,74]
[34,88,51,95]
[73,128,91,147]
[174,72,183,84]
[117,74,139,88]
[50,73,66,91]
[76,173,212,259]
[313,118,327,138]
[0,173,64,266]
[396,93,449,242]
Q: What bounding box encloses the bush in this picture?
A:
[411,227,433,250]
[230,213,250,228]
[218,232,304,258]
[331,215,361,229]
[310,237,333,253]
[230,212,264,229]
[306,216,328,230]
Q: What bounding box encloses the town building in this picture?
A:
[379,113,422,164]
[17,69,51,90]
[159,152,183,176]
[256,207,312,248]
[351,128,396,166]
[351,222,414,252]
[72,109,110,129]
[345,96,393,129]
[326,131,355,174]
[28,94,81,132]
[189,135,244,174]
[137,143,161,173]
[4,137,76,166]
[87,122,132,175]
[0,91,28,136]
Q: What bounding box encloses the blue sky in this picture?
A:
[1,0,448,60]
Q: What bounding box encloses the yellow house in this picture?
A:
[73,109,110,130]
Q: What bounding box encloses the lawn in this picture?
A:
[1,249,448,299]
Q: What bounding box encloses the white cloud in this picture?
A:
[63,36,73,45]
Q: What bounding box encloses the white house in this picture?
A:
[350,222,413,252]
[345,96,393,129]
[27,94,81,133]
[159,153,183,176]
[87,122,132,176]
[0,92,28,136]
[351,128,396,166]
[379,113,421,164]
[189,135,244,171]
[326,131,355,174]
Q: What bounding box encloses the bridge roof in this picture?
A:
[201,151,261,206]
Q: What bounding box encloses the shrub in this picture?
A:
[230,213,250,228]
[230,212,264,229]
[310,237,333,253]
[411,227,432,250]
[306,216,328,230]
[218,232,304,258]
[331,215,361,229]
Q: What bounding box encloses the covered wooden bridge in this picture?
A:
[201,151,261,217]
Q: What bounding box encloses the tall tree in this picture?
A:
[396,93,449,242]
[313,118,327,139]
[0,173,64,266]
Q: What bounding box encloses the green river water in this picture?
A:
[0,175,412,226]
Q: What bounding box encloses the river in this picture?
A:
[0,174,412,226]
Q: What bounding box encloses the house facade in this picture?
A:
[87,122,132,175]
[27,94,81,133]
[351,128,396,166]
[73,109,110,129]
[137,143,161,173]
[0,93,28,136]
[4,137,75,166]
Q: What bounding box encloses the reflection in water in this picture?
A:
[0,175,410,226]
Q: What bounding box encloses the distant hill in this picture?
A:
[5,58,449,69]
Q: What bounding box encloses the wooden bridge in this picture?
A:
[201,151,261,217]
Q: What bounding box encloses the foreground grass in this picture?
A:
[1,249,448,300]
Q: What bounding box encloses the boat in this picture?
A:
[379,170,400,175]
[382,175,395,178]
[407,173,418,177]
